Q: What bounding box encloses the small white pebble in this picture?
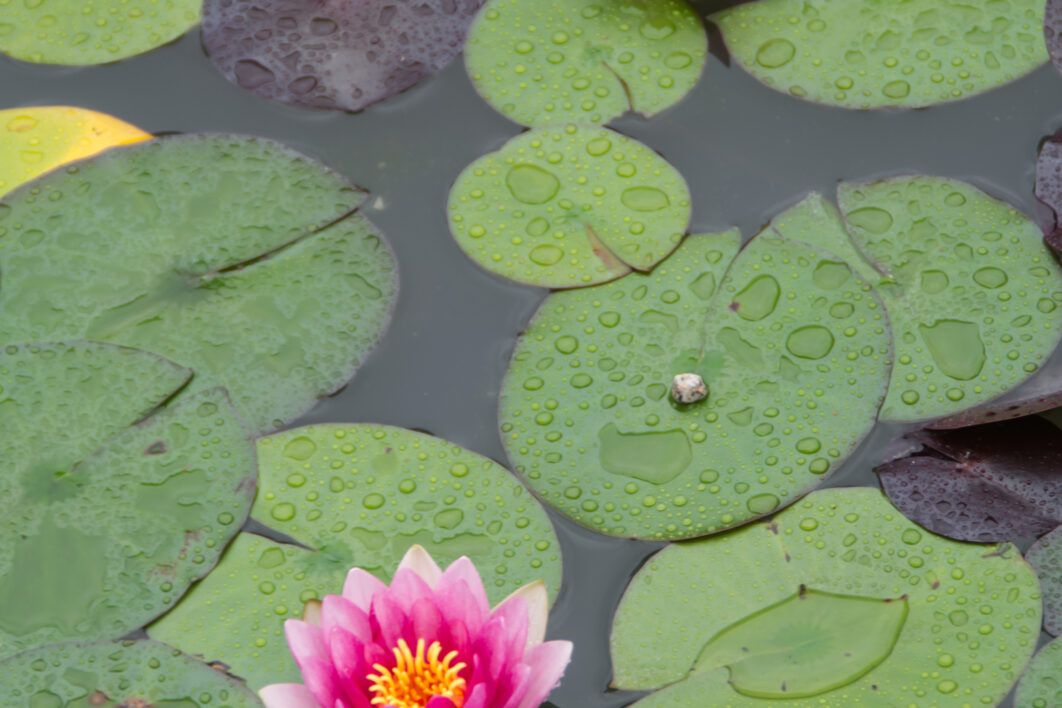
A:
[671,373,708,404]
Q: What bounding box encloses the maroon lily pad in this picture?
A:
[1035,127,1062,251]
[877,417,1062,543]
[1047,0,1062,81]
[202,0,484,111]
[1026,524,1062,636]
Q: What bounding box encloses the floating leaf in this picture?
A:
[464,0,707,126]
[0,134,397,434]
[611,487,1042,707]
[1014,636,1062,708]
[1035,126,1062,252]
[1046,0,1062,81]
[713,0,1047,110]
[150,424,561,688]
[448,125,691,288]
[149,532,350,691]
[833,177,1062,422]
[202,0,483,112]
[878,417,1062,543]
[0,107,149,198]
[0,342,255,657]
[0,0,200,65]
[690,587,908,699]
[0,639,262,707]
[928,364,1062,429]
[500,229,890,540]
[1026,524,1062,636]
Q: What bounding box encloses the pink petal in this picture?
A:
[461,683,488,708]
[514,640,573,708]
[343,569,387,613]
[499,663,533,708]
[435,578,487,637]
[370,591,411,652]
[297,657,344,708]
[285,619,329,664]
[425,697,457,708]
[437,557,490,622]
[396,544,443,587]
[325,628,375,708]
[497,581,548,650]
[322,595,372,645]
[259,683,320,708]
[487,595,529,665]
[409,596,445,645]
[389,567,435,614]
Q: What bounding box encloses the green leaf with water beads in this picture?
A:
[0,0,201,66]
[464,0,707,127]
[712,0,1047,110]
[0,134,397,434]
[448,125,691,288]
[500,228,891,540]
[834,176,1062,422]
[1015,636,1062,708]
[0,639,263,707]
[611,488,1042,707]
[150,424,561,688]
[0,342,256,658]
[149,532,350,691]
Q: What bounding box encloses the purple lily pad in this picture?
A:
[1035,127,1062,251]
[1047,1,1062,78]
[202,0,483,111]
[1026,524,1062,636]
[877,417,1062,542]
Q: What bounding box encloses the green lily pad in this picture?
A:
[0,0,201,66]
[1026,524,1062,636]
[712,0,1047,110]
[149,532,349,691]
[1015,636,1062,708]
[611,487,1042,707]
[0,639,262,707]
[464,0,707,126]
[500,229,891,540]
[150,424,561,688]
[0,134,397,434]
[835,177,1062,422]
[0,342,255,657]
[690,587,908,699]
[448,125,691,288]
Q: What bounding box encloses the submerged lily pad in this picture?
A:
[610,487,1042,706]
[713,0,1047,110]
[0,134,397,434]
[0,639,262,707]
[802,178,1062,423]
[150,424,561,687]
[0,342,255,657]
[149,532,350,690]
[464,0,707,126]
[448,125,691,288]
[1027,524,1062,636]
[878,417,1062,543]
[203,0,482,112]
[0,0,200,65]
[0,107,150,198]
[500,229,890,540]
[1014,636,1062,708]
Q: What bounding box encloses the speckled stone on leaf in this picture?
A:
[0,0,200,65]
[203,0,483,111]
[1027,524,1062,636]
[150,424,561,689]
[0,134,397,434]
[0,640,262,707]
[714,0,1047,109]
[611,487,1042,707]
[465,0,707,126]
[878,417,1062,543]
[500,228,891,540]
[448,124,691,288]
[0,342,256,658]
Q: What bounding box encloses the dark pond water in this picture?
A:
[2,1,1060,704]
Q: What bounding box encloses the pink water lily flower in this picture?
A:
[259,545,572,708]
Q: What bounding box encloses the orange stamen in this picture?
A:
[366,638,467,708]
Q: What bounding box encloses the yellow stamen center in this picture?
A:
[367,638,467,708]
